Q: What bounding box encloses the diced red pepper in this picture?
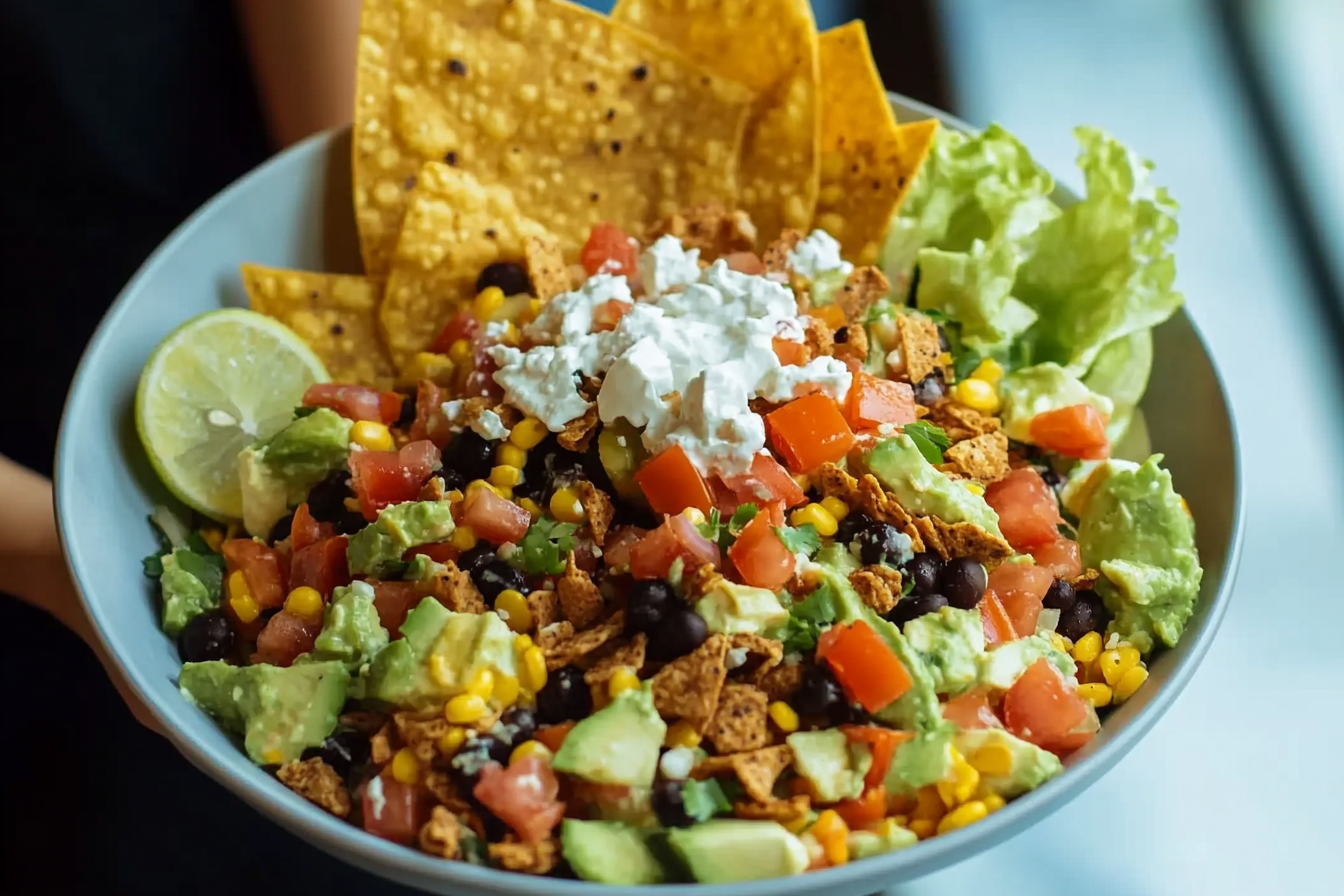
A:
[1030,404,1110,461]
[817,620,913,712]
[727,504,795,591]
[765,393,856,474]
[634,444,713,517]
[844,373,917,431]
[288,502,332,553]
[720,452,807,509]
[580,222,639,277]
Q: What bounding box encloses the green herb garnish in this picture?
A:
[902,420,952,465]
[518,518,578,576]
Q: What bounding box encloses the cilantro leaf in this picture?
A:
[902,420,952,465]
[697,508,722,543]
[780,617,817,654]
[681,778,734,823]
[293,406,318,419]
[717,503,760,551]
[519,518,578,576]
[954,349,986,382]
[773,523,821,556]
[791,581,838,625]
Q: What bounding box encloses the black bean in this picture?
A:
[793,664,845,716]
[647,608,708,662]
[474,558,526,598]
[301,729,370,779]
[332,509,368,536]
[439,468,466,493]
[444,430,497,484]
[653,780,694,828]
[534,666,593,724]
[475,261,532,298]
[1056,593,1104,642]
[178,609,235,663]
[829,701,871,727]
[1042,578,1077,612]
[939,557,987,610]
[306,469,356,522]
[855,522,904,565]
[836,511,875,546]
[395,393,417,429]
[912,371,946,406]
[458,543,497,575]
[888,593,948,629]
[625,580,673,634]
[497,708,537,746]
[268,509,295,545]
[904,552,942,595]
[1034,464,1066,493]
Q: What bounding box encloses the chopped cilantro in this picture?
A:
[142,555,164,579]
[716,503,759,551]
[518,518,578,576]
[773,523,821,556]
[681,778,733,823]
[902,420,952,465]
[781,616,821,654]
[696,508,722,542]
[293,406,318,419]
[781,581,839,654]
[954,350,985,382]
[900,576,915,597]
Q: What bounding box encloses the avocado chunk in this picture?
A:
[953,728,1062,797]
[238,408,352,537]
[863,435,1003,536]
[346,500,455,577]
[998,362,1114,444]
[977,633,1076,690]
[848,822,919,859]
[561,820,665,885]
[884,725,956,795]
[666,820,809,883]
[786,729,871,803]
[306,580,389,670]
[694,580,788,635]
[159,549,223,636]
[553,683,666,788]
[902,606,986,695]
[179,660,348,764]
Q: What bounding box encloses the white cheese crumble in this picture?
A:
[787,229,854,281]
[725,647,749,669]
[659,747,698,780]
[471,409,510,441]
[366,774,387,817]
[639,234,702,297]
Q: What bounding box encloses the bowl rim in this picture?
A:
[54,92,1244,895]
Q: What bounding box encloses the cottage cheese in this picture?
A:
[639,234,702,297]
[787,229,854,281]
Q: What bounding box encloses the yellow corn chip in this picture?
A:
[815,22,939,264]
[353,0,756,276]
[240,265,396,389]
[612,0,821,242]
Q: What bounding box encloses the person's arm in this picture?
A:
[235,0,363,151]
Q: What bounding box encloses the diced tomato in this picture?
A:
[405,542,458,565]
[289,535,351,597]
[834,784,888,829]
[252,610,323,666]
[772,336,808,366]
[765,393,856,473]
[724,251,766,275]
[983,468,1063,550]
[349,440,441,521]
[1003,657,1092,750]
[429,309,480,355]
[1049,703,1101,756]
[988,563,1055,638]
[473,756,567,843]
[535,722,576,754]
[303,383,401,425]
[1029,536,1082,578]
[817,620,913,712]
[634,444,713,517]
[372,580,429,634]
[728,505,795,591]
[1030,404,1110,461]
[461,486,531,545]
[941,688,1004,730]
[409,380,451,449]
[721,452,807,509]
[629,514,721,580]
[840,726,914,791]
[288,503,332,553]
[980,590,1016,647]
[580,222,639,277]
[461,333,504,401]
[812,304,847,330]
[592,299,633,331]
[844,373,917,431]
[221,539,287,609]
[601,525,646,570]
[362,773,430,845]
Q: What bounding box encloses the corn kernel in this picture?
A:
[445,693,488,724]
[201,528,225,552]
[490,465,523,489]
[494,589,533,633]
[263,748,284,764]
[446,489,465,504]
[1076,682,1113,708]
[963,481,986,496]
[811,810,849,866]
[391,748,421,785]
[510,739,553,765]
[466,668,495,701]
[549,487,586,524]
[398,351,455,389]
[1048,632,1072,654]
[513,633,534,653]
[519,297,546,325]
[448,338,472,366]
[518,497,543,520]
[429,654,453,688]
[520,646,548,692]
[1098,646,1142,687]
[227,571,260,623]
[437,727,467,755]
[783,813,810,834]
[450,525,478,551]
[768,701,800,733]
[1113,665,1149,703]
[493,673,521,708]
[509,417,548,450]
[283,586,324,622]
[937,800,989,834]
[466,478,503,498]
[790,502,839,538]
[344,496,362,513]
[664,720,702,749]
[951,378,1001,414]
[909,818,937,840]
[983,793,1006,813]
[967,744,1014,777]
[497,442,528,469]
[937,756,981,808]
[472,286,506,320]
[911,786,945,821]
[1072,631,1104,664]
[680,507,706,526]
[819,496,850,522]
[969,358,1004,385]
[607,667,641,698]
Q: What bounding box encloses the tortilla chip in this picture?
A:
[754,661,805,702]
[803,316,834,359]
[240,265,396,389]
[536,620,574,652]
[558,552,605,629]
[526,590,560,630]
[913,515,1013,566]
[542,612,624,670]
[927,398,1001,442]
[727,632,784,678]
[849,565,904,615]
[575,481,615,547]
[762,228,804,275]
[683,563,726,602]
[944,431,1012,483]
[583,633,647,688]
[894,311,947,386]
[612,0,821,242]
[488,838,560,875]
[557,404,600,452]
[354,0,756,276]
[837,265,889,325]
[419,805,465,859]
[428,560,487,614]
[832,318,869,366]
[704,683,771,754]
[1070,568,1102,591]
[650,204,758,261]
[651,633,729,731]
[524,234,570,301]
[731,745,795,803]
[734,794,809,824]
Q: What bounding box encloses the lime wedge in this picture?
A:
[135,309,329,521]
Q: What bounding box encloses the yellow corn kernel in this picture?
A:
[909,818,937,840]
[1076,682,1113,708]
[937,756,981,808]
[437,727,467,755]
[493,673,521,708]
[510,739,553,765]
[811,810,849,866]
[447,338,472,366]
[445,693,488,724]
[201,528,225,553]
[664,720,702,749]
[1048,632,1072,654]
[344,496,362,513]
[1180,496,1191,516]
[472,286,506,320]
[398,351,456,390]
[911,786,946,821]
[819,496,850,522]
[350,421,394,452]
[792,473,813,494]
[490,465,523,489]
[872,819,903,840]
[466,668,495,701]
[520,645,548,692]
[429,654,453,688]
[983,793,1006,813]
[450,525,478,551]
[466,478,503,498]
[967,744,1014,777]
[789,502,839,538]
[1072,631,1104,664]
[227,571,260,623]
[262,748,286,765]
[783,813,811,834]
[283,586,324,622]
[680,507,707,526]
[1113,665,1149,703]
[518,497,543,520]
[937,800,989,835]
[494,589,533,633]
[446,489,465,505]
[607,667,641,699]
[508,416,548,450]
[513,633,534,654]
[768,701,800,733]
[549,487,586,524]
[963,481,986,496]
[391,748,421,785]
[1098,646,1142,687]
[969,358,1005,385]
[951,378,1001,415]
[497,442,528,469]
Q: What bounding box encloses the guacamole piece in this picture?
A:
[953,728,1063,798]
[1077,454,1202,653]
[346,500,455,577]
[864,435,1003,536]
[848,822,919,859]
[561,820,665,885]
[884,724,956,795]
[902,606,986,695]
[159,548,223,636]
[977,634,1076,690]
[665,821,809,883]
[403,553,447,582]
[998,363,1115,444]
[238,408,352,537]
[366,600,516,710]
[553,683,666,788]
[786,729,871,803]
[307,581,389,670]
[694,581,788,636]
[179,660,348,764]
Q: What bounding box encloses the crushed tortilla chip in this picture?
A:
[704,683,771,754]
[734,794,809,824]
[525,234,570,301]
[536,620,575,652]
[418,476,446,502]
[894,311,948,386]
[558,552,605,629]
[419,805,464,859]
[370,722,395,765]
[240,265,396,389]
[527,590,560,630]
[832,318,869,366]
[1070,568,1102,590]
[762,228,804,275]
[683,563,726,602]
[912,515,1013,566]
[837,265,889,325]
[575,481,615,547]
[927,398,1001,442]
[423,771,474,816]
[651,204,758,260]
[754,661,805,702]
[853,473,926,552]
[583,633,648,688]
[727,632,783,678]
[555,405,600,453]
[944,431,1012,483]
[277,758,351,818]
[651,633,729,732]
[429,561,486,614]
[489,838,560,875]
[693,743,794,804]
[394,709,451,748]
[803,316,835,359]
[354,0,756,276]
[542,612,624,670]
[849,565,904,615]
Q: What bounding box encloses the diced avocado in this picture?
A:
[597,418,650,506]
[694,581,788,636]
[239,408,353,537]
[561,820,666,885]
[953,727,1062,797]
[977,634,1076,690]
[403,553,446,582]
[848,822,919,859]
[159,549,223,636]
[238,448,293,540]
[347,500,455,577]
[179,660,348,765]
[864,435,1003,536]
[666,820,809,883]
[365,600,516,710]
[902,606,986,695]
[786,729,871,803]
[553,683,667,788]
[809,268,849,306]
[998,362,1114,444]
[307,581,389,670]
[884,724,955,795]
[814,541,860,575]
